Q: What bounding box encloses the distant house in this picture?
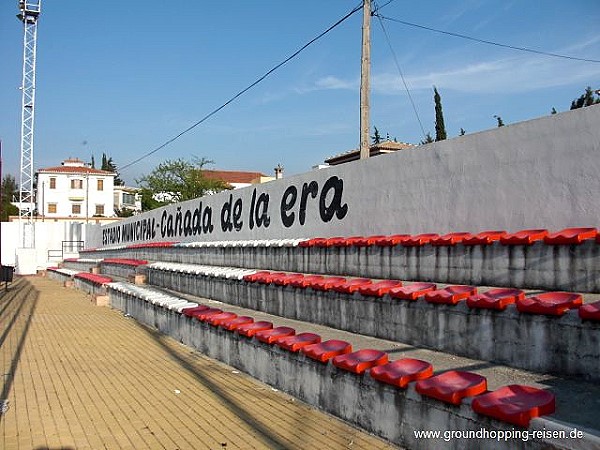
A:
[324,140,415,166]
[114,185,142,215]
[36,158,116,219]
[201,170,275,189]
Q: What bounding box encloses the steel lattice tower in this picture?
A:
[17,0,41,246]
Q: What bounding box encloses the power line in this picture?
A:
[120,3,364,172]
[376,14,600,64]
[375,14,427,139]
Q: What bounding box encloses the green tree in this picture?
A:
[136,157,230,208]
[420,132,434,145]
[101,152,124,186]
[433,86,447,141]
[90,155,96,168]
[551,107,557,115]
[459,128,466,136]
[1,175,19,221]
[570,86,600,110]
[494,115,505,127]
[371,126,382,144]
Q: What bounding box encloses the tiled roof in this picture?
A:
[37,166,115,175]
[201,170,267,184]
[325,140,415,165]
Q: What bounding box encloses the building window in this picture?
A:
[49,177,56,189]
[72,204,81,214]
[95,205,105,216]
[97,179,104,191]
[47,203,57,214]
[123,193,135,205]
[70,179,83,189]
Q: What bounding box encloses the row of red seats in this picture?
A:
[180,303,555,427]
[126,241,178,249]
[299,227,598,248]
[242,271,600,321]
[73,272,113,285]
[102,258,148,267]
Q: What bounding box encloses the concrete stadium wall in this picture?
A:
[108,287,600,450]
[88,105,600,249]
[144,269,600,381]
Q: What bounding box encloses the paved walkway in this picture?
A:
[0,276,396,450]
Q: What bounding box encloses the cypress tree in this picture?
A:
[433,86,447,141]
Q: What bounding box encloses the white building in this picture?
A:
[36,158,116,220]
[114,185,142,215]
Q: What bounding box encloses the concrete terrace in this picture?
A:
[0,276,396,450]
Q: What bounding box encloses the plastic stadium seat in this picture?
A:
[579,301,600,322]
[243,271,272,283]
[255,326,296,344]
[424,285,478,305]
[373,234,411,246]
[389,282,437,301]
[307,276,347,291]
[325,236,363,247]
[500,229,548,245]
[358,280,403,297]
[516,292,583,316]
[301,340,352,363]
[275,333,321,352]
[352,235,386,247]
[298,238,327,248]
[370,358,433,388]
[332,349,388,374]
[220,316,254,331]
[402,233,440,247]
[430,232,474,246]
[74,273,113,285]
[288,275,325,288]
[471,385,556,427]
[272,273,304,286]
[543,227,597,245]
[466,288,525,311]
[462,230,507,245]
[332,278,373,294]
[259,272,288,284]
[236,321,273,337]
[194,308,224,321]
[102,258,148,266]
[181,305,210,317]
[416,370,487,405]
[207,312,237,326]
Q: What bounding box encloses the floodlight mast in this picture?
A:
[17,0,41,247]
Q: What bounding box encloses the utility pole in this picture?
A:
[359,0,371,159]
[17,0,41,247]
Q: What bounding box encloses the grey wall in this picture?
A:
[89,105,600,248]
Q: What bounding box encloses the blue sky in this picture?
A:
[1,0,599,185]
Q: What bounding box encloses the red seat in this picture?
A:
[389,282,437,301]
[424,285,478,305]
[243,271,272,282]
[332,349,388,374]
[332,278,373,294]
[466,288,525,311]
[181,305,210,317]
[275,332,321,352]
[288,275,325,288]
[74,273,113,285]
[462,230,507,245]
[358,280,403,297]
[543,227,597,245]
[373,234,411,246]
[236,321,273,337]
[500,229,548,245]
[255,326,296,344]
[352,235,386,247]
[471,385,556,427]
[308,276,347,291]
[207,312,237,326]
[402,233,440,247]
[516,292,583,316]
[272,273,304,286]
[324,237,347,247]
[416,370,487,405]
[220,316,254,331]
[370,358,433,388]
[430,232,473,246]
[299,238,327,248]
[301,340,352,363]
[260,272,288,284]
[194,308,224,321]
[579,301,600,322]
